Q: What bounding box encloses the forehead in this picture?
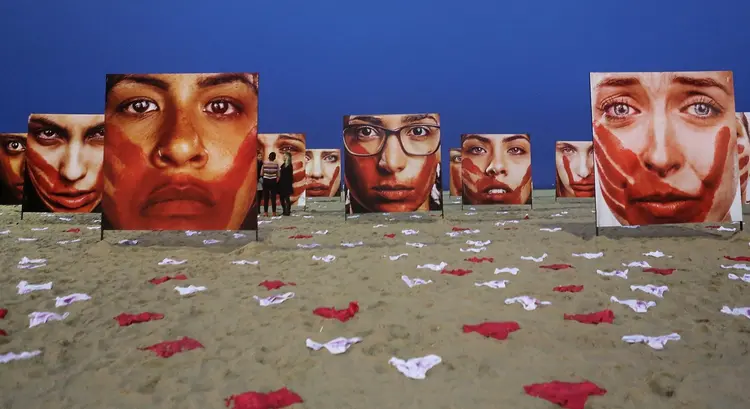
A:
[346,113,440,126]
[461,134,527,143]
[29,114,103,129]
[258,133,306,144]
[589,71,733,92]
[307,148,339,154]
[107,73,259,90]
[449,148,461,156]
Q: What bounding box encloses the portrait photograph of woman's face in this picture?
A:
[461,134,533,205]
[736,112,750,203]
[305,148,340,198]
[449,148,462,196]
[103,72,259,231]
[343,113,442,213]
[590,71,742,227]
[0,133,27,205]
[555,141,594,198]
[258,133,306,204]
[24,114,104,213]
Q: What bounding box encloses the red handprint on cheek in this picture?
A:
[594,122,732,225]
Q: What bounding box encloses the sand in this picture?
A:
[1,190,749,409]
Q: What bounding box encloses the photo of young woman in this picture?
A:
[0,132,27,205]
[24,114,104,213]
[736,112,750,203]
[590,71,742,227]
[102,73,259,231]
[305,148,341,198]
[343,113,442,214]
[555,141,594,198]
[258,133,306,205]
[449,148,462,197]
[461,134,532,205]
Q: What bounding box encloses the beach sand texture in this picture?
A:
[1,190,749,409]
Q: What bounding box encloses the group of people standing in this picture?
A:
[256,151,294,216]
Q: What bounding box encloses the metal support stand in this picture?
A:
[741,221,744,231]
[100,227,104,241]
[20,209,23,220]
[595,226,599,237]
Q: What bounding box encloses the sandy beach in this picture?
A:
[1,190,749,409]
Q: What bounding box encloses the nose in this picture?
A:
[377,134,407,173]
[641,115,683,178]
[575,154,591,178]
[310,157,324,179]
[59,143,86,182]
[152,109,208,169]
[486,149,507,176]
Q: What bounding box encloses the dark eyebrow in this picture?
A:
[595,76,640,88]
[28,116,69,137]
[401,114,438,124]
[278,134,305,143]
[85,122,105,136]
[672,75,731,95]
[502,134,530,143]
[348,116,385,126]
[557,142,576,151]
[197,73,258,93]
[0,133,26,140]
[462,134,491,144]
[106,74,170,93]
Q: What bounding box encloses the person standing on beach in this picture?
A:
[278,152,294,215]
[256,151,264,213]
[262,152,280,216]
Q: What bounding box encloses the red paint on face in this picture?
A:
[26,148,102,212]
[594,122,730,224]
[103,127,257,230]
[562,154,595,198]
[462,157,531,204]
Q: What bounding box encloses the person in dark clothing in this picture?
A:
[261,152,280,216]
[256,152,263,214]
[278,152,294,215]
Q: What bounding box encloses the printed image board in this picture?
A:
[460,134,533,205]
[343,113,442,214]
[102,73,259,230]
[0,132,27,205]
[449,148,462,197]
[23,114,104,213]
[555,141,594,198]
[305,148,341,198]
[736,112,749,203]
[590,71,742,227]
[258,133,306,207]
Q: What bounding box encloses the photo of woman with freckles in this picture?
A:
[23,114,105,213]
[305,148,341,198]
[590,71,743,227]
[461,134,533,205]
[736,112,750,203]
[343,113,442,214]
[555,141,595,198]
[448,148,462,197]
[258,133,306,206]
[102,72,259,231]
[0,132,27,205]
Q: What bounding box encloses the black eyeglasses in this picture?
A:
[343,124,441,157]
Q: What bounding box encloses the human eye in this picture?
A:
[117,99,160,115]
[508,146,527,155]
[34,128,63,144]
[353,125,380,140]
[305,152,312,162]
[681,96,723,119]
[279,143,302,154]
[406,125,432,139]
[87,125,105,141]
[451,155,461,163]
[5,139,26,153]
[323,153,339,163]
[467,145,486,155]
[599,97,641,122]
[204,98,243,117]
[560,146,575,155]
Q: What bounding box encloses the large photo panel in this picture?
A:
[449,148,462,197]
[737,112,749,203]
[305,148,341,198]
[555,141,594,198]
[461,134,533,205]
[0,132,27,205]
[23,114,104,213]
[258,133,306,206]
[590,71,742,227]
[343,113,442,214]
[103,73,259,231]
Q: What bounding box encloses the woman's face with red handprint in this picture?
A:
[591,71,738,225]
[461,134,532,205]
[736,113,750,203]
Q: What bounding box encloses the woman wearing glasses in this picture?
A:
[343,113,442,213]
